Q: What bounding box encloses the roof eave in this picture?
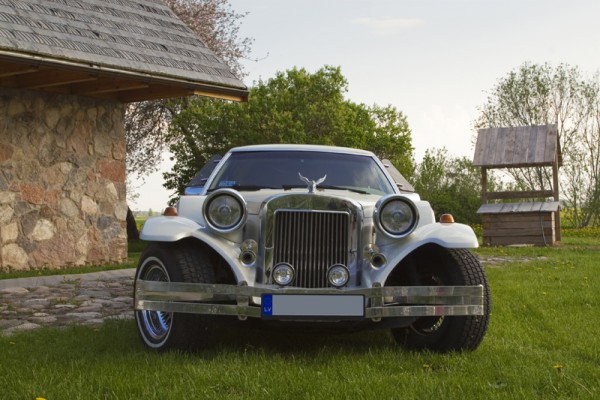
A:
[0,51,248,103]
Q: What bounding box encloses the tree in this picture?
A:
[413,148,482,225]
[125,0,252,180]
[475,62,600,227]
[563,81,600,226]
[164,66,415,199]
[166,0,251,78]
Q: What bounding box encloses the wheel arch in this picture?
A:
[384,243,463,286]
[173,237,239,284]
[370,223,478,285]
[140,214,249,284]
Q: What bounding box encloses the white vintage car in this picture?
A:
[134,144,490,352]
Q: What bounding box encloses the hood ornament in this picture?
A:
[298,173,327,193]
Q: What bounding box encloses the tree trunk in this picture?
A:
[126,207,140,241]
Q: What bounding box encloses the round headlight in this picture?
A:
[375,196,418,238]
[273,263,294,286]
[328,264,349,287]
[203,189,247,232]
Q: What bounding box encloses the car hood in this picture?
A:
[240,189,382,216]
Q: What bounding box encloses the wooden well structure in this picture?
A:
[473,125,561,246]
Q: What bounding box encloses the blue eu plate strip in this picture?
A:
[262,294,273,316]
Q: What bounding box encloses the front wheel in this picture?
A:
[390,247,491,352]
[134,242,216,351]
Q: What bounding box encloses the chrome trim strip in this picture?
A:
[137,300,262,318]
[134,281,485,317]
[366,305,484,318]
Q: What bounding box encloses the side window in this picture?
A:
[382,159,415,193]
[186,155,222,188]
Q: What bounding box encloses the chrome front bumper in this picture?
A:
[134,281,485,320]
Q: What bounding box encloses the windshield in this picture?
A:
[207,151,396,195]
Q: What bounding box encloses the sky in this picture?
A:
[129,0,600,212]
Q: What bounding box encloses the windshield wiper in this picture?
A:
[319,185,369,194]
[207,185,278,193]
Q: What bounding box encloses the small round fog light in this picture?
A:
[328,264,349,287]
[273,263,294,286]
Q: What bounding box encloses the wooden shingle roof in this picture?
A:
[0,0,248,102]
[477,201,560,215]
[473,125,558,168]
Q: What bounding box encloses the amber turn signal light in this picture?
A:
[163,207,178,216]
[439,213,454,223]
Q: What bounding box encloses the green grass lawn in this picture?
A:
[1,232,599,399]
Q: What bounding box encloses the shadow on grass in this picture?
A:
[3,318,401,363]
[210,319,398,356]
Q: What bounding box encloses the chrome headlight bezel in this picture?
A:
[272,263,295,286]
[202,189,247,233]
[374,195,419,238]
[327,264,350,288]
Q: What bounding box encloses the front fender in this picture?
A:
[140,216,252,284]
[411,222,479,248]
[140,216,202,242]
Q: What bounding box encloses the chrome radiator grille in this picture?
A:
[272,210,349,288]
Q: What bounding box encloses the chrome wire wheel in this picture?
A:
[134,242,218,351]
[410,275,445,335]
[136,257,172,347]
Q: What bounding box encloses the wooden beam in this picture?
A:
[485,190,555,200]
[194,89,247,102]
[116,86,194,103]
[483,235,554,246]
[481,168,488,203]
[478,161,556,169]
[76,80,150,95]
[552,147,561,241]
[18,70,97,89]
[0,63,39,78]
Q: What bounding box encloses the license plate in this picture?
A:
[261,294,364,317]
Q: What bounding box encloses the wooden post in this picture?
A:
[552,155,561,241]
[481,167,488,204]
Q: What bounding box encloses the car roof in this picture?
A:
[228,144,376,156]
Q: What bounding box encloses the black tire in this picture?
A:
[391,248,491,352]
[134,241,216,351]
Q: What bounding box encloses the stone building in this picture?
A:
[0,0,248,270]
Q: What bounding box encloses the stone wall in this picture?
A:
[0,88,128,271]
